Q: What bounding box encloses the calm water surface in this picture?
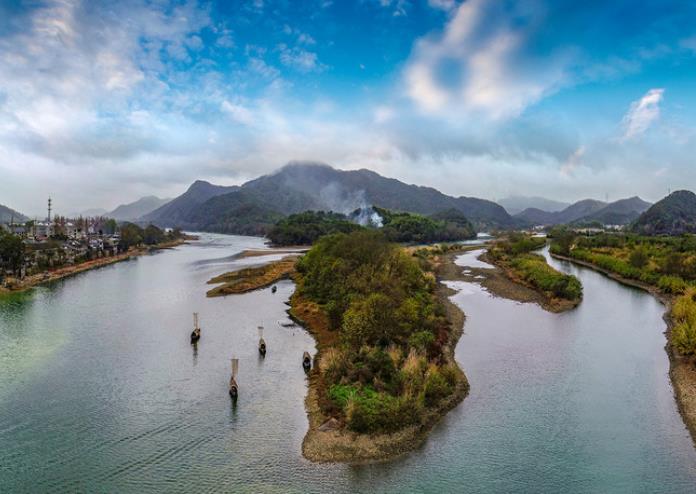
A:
[1,237,695,493]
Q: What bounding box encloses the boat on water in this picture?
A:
[190,312,201,344]
[258,326,266,356]
[302,351,311,370]
[229,358,239,400]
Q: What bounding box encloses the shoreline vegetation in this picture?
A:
[485,234,583,313]
[548,231,696,446]
[208,236,472,463]
[0,236,191,295]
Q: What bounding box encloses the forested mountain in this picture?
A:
[109,196,170,221]
[0,204,27,223]
[141,180,239,226]
[633,190,696,235]
[578,197,651,225]
[515,199,606,225]
[515,197,650,226]
[146,162,514,233]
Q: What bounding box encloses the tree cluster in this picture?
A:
[297,231,460,433]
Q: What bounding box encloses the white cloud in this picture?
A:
[428,0,456,11]
[621,88,664,140]
[374,105,396,124]
[278,44,325,72]
[560,146,586,176]
[405,0,569,120]
[221,101,255,126]
[375,0,409,17]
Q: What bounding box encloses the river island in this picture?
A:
[208,231,470,462]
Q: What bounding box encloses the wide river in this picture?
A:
[1,234,695,492]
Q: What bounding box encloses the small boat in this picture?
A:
[302,351,311,370]
[190,312,201,344]
[258,326,266,356]
[229,358,239,400]
[271,285,277,294]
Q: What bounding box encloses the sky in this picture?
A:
[1,0,696,216]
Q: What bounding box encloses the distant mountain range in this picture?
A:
[498,196,570,215]
[515,196,652,226]
[142,181,239,226]
[141,161,516,234]
[0,204,27,223]
[108,196,170,221]
[633,190,696,235]
[67,208,108,218]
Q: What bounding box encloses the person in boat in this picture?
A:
[302,351,311,369]
[271,285,277,293]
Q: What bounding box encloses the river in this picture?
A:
[1,236,695,493]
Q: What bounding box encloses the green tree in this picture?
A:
[549,227,575,256]
[0,231,25,274]
[119,223,143,250]
[143,224,165,245]
[629,247,649,268]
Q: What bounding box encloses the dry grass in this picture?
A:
[206,256,298,297]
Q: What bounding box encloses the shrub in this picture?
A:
[510,254,582,301]
[672,289,696,355]
[657,275,688,294]
[424,365,452,405]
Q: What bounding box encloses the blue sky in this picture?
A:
[1,0,696,214]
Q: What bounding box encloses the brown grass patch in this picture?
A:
[206,256,298,297]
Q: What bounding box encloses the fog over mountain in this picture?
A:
[515,197,652,226]
[499,196,571,215]
[108,196,170,221]
[143,162,515,234]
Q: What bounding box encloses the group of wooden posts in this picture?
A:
[189,298,312,401]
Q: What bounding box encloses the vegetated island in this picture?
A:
[482,233,583,312]
[548,227,696,445]
[206,255,299,296]
[267,207,477,247]
[208,230,471,462]
[0,223,190,294]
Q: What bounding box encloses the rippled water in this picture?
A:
[1,237,695,493]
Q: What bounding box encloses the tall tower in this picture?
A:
[47,197,52,223]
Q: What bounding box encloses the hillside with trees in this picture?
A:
[143,162,515,233]
[0,204,27,224]
[632,190,696,235]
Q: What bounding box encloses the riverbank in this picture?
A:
[485,251,581,313]
[294,248,469,463]
[206,255,299,297]
[0,237,189,295]
[444,247,578,313]
[234,247,309,259]
[550,251,696,447]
